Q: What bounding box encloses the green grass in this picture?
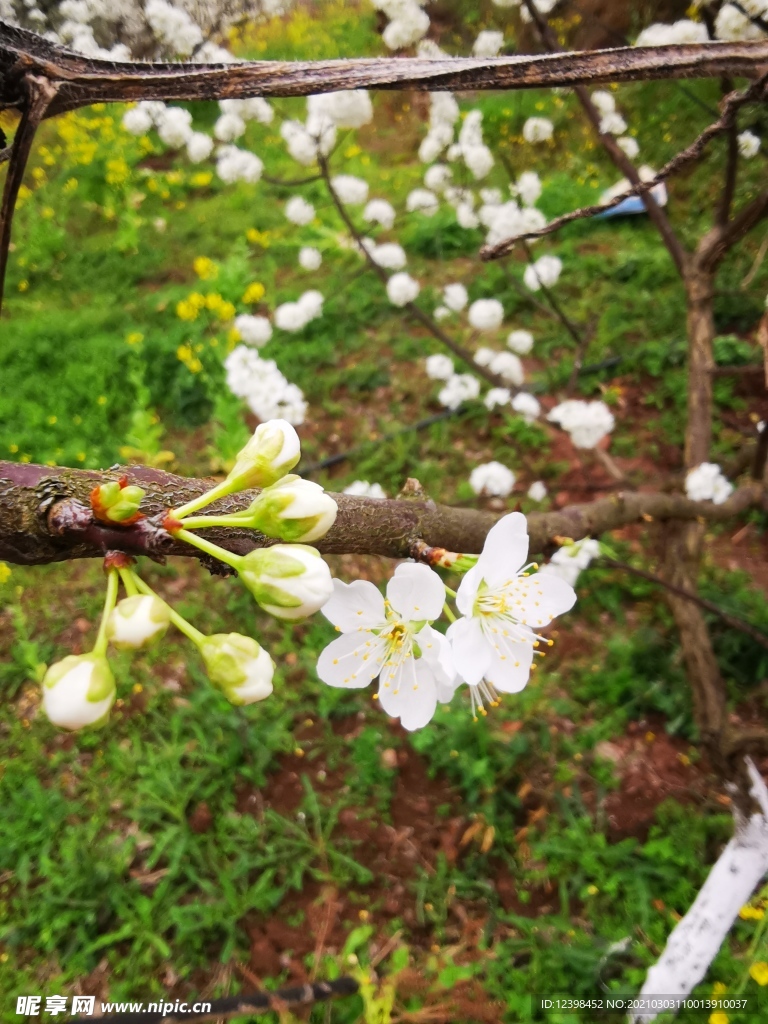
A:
[2,1,768,1021]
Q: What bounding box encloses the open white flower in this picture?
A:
[447,513,576,715]
[317,564,456,731]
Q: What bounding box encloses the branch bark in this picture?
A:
[2,24,768,117]
[0,73,57,310]
[0,460,763,569]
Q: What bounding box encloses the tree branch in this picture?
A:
[2,23,768,117]
[482,75,767,258]
[0,460,763,568]
[519,0,689,276]
[600,556,768,651]
[317,154,508,390]
[0,73,58,311]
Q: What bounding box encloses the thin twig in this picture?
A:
[717,77,739,227]
[483,74,768,259]
[317,153,508,390]
[740,226,768,288]
[519,0,688,276]
[497,260,557,319]
[600,556,768,651]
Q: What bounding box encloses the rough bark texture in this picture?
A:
[684,268,716,466]
[2,23,768,117]
[0,461,763,571]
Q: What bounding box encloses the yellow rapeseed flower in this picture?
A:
[242,281,265,303]
[708,1014,728,1024]
[191,172,213,187]
[193,257,218,281]
[245,229,270,248]
[749,962,768,986]
[739,905,764,921]
[0,563,11,584]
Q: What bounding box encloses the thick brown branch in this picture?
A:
[2,24,768,117]
[0,460,763,569]
[0,73,57,312]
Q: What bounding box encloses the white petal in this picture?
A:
[377,659,438,731]
[418,625,457,688]
[526,572,577,623]
[321,578,386,632]
[386,563,446,622]
[455,564,481,616]
[483,635,534,693]
[475,512,530,586]
[446,615,491,687]
[316,631,384,688]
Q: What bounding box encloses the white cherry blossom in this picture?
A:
[447,513,576,716]
[317,564,456,731]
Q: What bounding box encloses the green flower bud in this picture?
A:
[91,480,146,524]
[226,419,301,492]
[239,544,333,621]
[199,633,274,705]
[106,595,170,650]
[42,653,116,731]
[246,476,337,543]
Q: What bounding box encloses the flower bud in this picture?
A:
[91,479,146,525]
[42,653,116,731]
[226,419,301,492]
[199,633,274,705]
[106,595,170,650]
[239,544,333,620]
[246,476,337,543]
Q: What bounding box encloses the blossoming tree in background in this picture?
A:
[1,0,768,1014]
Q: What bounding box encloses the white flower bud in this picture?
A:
[107,595,170,650]
[240,545,333,620]
[42,654,116,731]
[246,476,337,543]
[227,419,301,491]
[199,633,274,705]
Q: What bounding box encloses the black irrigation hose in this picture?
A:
[298,357,623,477]
[82,977,360,1024]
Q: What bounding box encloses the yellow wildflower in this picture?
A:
[0,563,11,584]
[242,281,265,304]
[708,1014,728,1024]
[193,256,219,281]
[245,229,270,248]
[749,962,768,986]
[126,332,144,346]
[739,905,764,921]
[191,172,213,188]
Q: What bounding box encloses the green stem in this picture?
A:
[442,602,457,624]
[118,567,139,597]
[172,479,235,520]
[93,569,119,656]
[129,571,206,645]
[174,528,243,571]
[444,586,458,599]
[179,513,253,530]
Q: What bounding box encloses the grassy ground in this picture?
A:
[2,2,768,1021]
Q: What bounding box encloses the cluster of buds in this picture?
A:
[41,420,338,731]
[90,477,146,525]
